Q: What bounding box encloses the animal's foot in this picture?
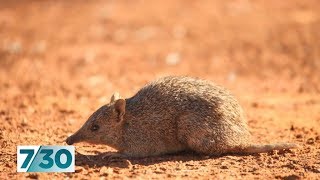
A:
[102,153,132,168]
[102,153,130,163]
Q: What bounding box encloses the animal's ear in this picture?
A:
[110,92,121,103]
[114,99,126,122]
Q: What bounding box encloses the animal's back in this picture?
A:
[128,76,244,124]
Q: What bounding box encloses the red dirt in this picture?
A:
[1,0,320,179]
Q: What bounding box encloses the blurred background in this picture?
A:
[1,0,320,177]
[1,0,319,97]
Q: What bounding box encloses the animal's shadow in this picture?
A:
[75,151,206,168]
[75,150,267,169]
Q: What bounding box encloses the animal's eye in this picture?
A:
[91,124,100,131]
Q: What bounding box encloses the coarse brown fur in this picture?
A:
[66,76,297,157]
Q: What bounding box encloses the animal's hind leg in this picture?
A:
[177,114,249,155]
[179,128,230,155]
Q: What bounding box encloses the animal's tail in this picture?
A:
[240,143,299,154]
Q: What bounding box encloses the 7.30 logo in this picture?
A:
[17,146,74,172]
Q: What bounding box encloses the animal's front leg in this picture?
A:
[102,152,126,162]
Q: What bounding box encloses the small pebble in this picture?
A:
[26,173,38,179]
[290,125,295,131]
[306,138,314,144]
[221,165,229,169]
[295,134,302,139]
[21,117,28,126]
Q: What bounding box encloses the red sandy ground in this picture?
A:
[0,0,319,179]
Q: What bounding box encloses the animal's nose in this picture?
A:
[66,136,74,145]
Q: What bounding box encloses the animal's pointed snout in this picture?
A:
[66,136,74,145]
[66,131,82,145]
